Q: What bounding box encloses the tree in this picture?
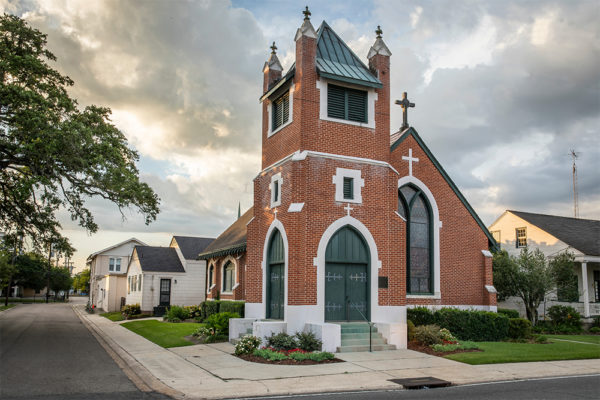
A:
[14,252,47,299]
[72,268,90,293]
[0,250,14,299]
[49,266,72,296]
[0,14,160,253]
[493,248,579,325]
[549,251,578,302]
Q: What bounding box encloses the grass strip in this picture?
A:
[544,334,600,345]
[100,311,125,322]
[445,339,600,365]
[121,319,203,348]
[0,304,17,311]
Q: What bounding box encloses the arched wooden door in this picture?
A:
[266,229,285,319]
[325,226,370,321]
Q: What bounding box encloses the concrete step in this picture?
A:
[340,326,378,334]
[341,332,384,340]
[337,344,397,353]
[342,337,388,346]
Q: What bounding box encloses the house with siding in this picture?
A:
[489,210,600,319]
[88,238,146,312]
[125,236,214,313]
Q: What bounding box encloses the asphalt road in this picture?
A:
[235,375,600,400]
[0,299,170,400]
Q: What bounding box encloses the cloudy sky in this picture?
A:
[2,0,599,271]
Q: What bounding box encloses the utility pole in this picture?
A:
[570,150,579,218]
[46,242,52,303]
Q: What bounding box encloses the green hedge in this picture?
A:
[407,307,435,326]
[409,307,509,342]
[199,300,245,321]
[498,308,520,319]
[508,318,532,339]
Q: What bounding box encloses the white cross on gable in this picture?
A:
[402,148,419,176]
[344,203,353,216]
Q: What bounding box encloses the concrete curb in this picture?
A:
[72,305,185,399]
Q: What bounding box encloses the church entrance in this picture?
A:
[266,229,285,319]
[325,226,370,322]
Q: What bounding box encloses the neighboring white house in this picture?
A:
[489,210,600,319]
[88,238,147,312]
[125,236,214,314]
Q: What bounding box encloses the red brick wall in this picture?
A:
[390,135,493,306]
[206,253,246,301]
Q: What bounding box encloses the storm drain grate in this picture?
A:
[388,377,452,389]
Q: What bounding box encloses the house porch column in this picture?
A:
[581,262,590,318]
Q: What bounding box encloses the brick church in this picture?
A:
[200,9,497,352]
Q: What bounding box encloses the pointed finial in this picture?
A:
[237,202,241,219]
[303,6,311,21]
[375,25,383,39]
[270,41,277,54]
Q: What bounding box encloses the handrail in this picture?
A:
[347,297,373,352]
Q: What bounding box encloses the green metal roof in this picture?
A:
[316,21,382,89]
[391,128,498,250]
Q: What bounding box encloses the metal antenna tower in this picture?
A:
[570,149,579,218]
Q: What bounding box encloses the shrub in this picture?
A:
[288,351,310,361]
[508,318,532,339]
[414,324,443,345]
[184,305,202,319]
[407,320,416,341]
[121,303,141,318]
[498,308,520,319]
[266,332,298,351]
[219,301,245,317]
[234,335,261,355]
[193,326,228,343]
[307,351,335,362]
[591,316,600,328]
[588,327,600,334]
[164,305,190,322]
[548,305,582,330]
[431,341,479,352]
[535,335,549,344]
[253,348,288,361]
[407,307,435,326]
[205,311,240,336]
[438,328,457,343]
[434,308,509,341]
[295,331,322,352]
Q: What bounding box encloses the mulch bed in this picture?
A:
[237,354,344,365]
[407,340,482,356]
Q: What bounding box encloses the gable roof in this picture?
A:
[172,236,215,260]
[508,211,600,256]
[391,127,497,248]
[86,237,147,262]
[198,207,253,260]
[315,21,382,88]
[134,246,185,273]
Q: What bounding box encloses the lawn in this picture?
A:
[0,304,16,311]
[545,334,600,345]
[445,337,600,365]
[121,320,203,348]
[100,311,125,322]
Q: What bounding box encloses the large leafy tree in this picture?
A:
[49,266,72,295]
[493,248,579,324]
[14,252,47,298]
[72,268,90,293]
[0,14,160,252]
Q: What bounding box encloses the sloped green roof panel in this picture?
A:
[316,21,382,88]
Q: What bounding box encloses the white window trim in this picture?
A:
[268,86,294,137]
[109,257,115,272]
[220,256,238,294]
[270,172,283,208]
[109,257,122,273]
[316,78,377,129]
[207,262,216,294]
[333,168,364,204]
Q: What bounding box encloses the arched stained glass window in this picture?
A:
[208,264,214,288]
[223,261,235,292]
[399,184,433,294]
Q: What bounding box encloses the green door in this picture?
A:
[267,229,285,319]
[325,226,370,321]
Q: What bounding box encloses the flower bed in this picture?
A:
[238,347,343,365]
[408,340,482,356]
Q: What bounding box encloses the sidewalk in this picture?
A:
[74,305,600,399]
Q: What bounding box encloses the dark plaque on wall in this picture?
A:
[378,276,388,289]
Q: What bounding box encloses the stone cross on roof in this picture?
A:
[395,92,415,131]
[303,6,311,21]
[270,41,277,54]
